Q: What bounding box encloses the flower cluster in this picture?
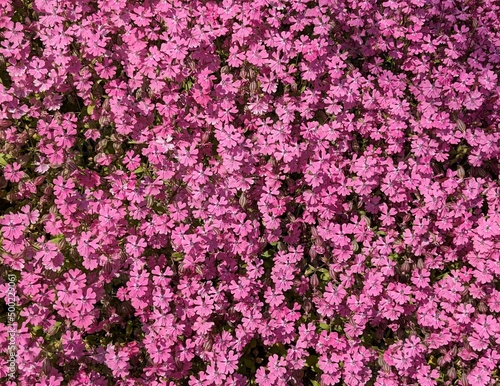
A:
[0,0,499,385]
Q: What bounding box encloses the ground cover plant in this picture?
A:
[0,0,499,385]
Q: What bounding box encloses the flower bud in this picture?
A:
[201,130,211,144]
[477,168,487,178]
[46,323,60,336]
[416,258,425,269]
[351,140,360,152]
[457,165,465,179]
[249,80,259,94]
[33,175,45,185]
[460,372,469,386]
[102,261,113,275]
[401,260,411,273]
[0,119,11,129]
[102,98,110,111]
[239,192,247,208]
[57,238,67,250]
[302,299,312,314]
[447,367,457,380]
[456,119,466,132]
[220,65,231,74]
[310,226,319,239]
[42,358,51,374]
[328,265,337,280]
[277,241,286,251]
[361,214,371,227]
[477,301,488,313]
[310,273,319,288]
[309,247,317,261]
[248,67,257,79]
[43,184,53,196]
[49,205,59,215]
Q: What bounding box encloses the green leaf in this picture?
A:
[0,153,7,167]
[305,265,315,277]
[87,105,95,115]
[311,381,321,386]
[261,250,273,258]
[50,235,64,244]
[319,323,330,330]
[306,354,318,367]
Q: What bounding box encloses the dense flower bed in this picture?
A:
[1,0,499,385]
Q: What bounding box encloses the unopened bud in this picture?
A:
[102,98,110,111]
[457,165,465,179]
[248,67,257,79]
[477,301,488,313]
[201,130,211,144]
[33,175,45,185]
[447,367,457,380]
[56,238,66,250]
[239,192,247,208]
[456,118,466,133]
[42,358,51,374]
[416,258,425,269]
[43,185,53,196]
[309,247,317,261]
[302,299,312,313]
[49,205,58,215]
[310,273,319,288]
[401,260,411,273]
[249,80,259,94]
[329,265,337,280]
[203,338,213,352]
[361,214,371,227]
[0,119,10,129]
